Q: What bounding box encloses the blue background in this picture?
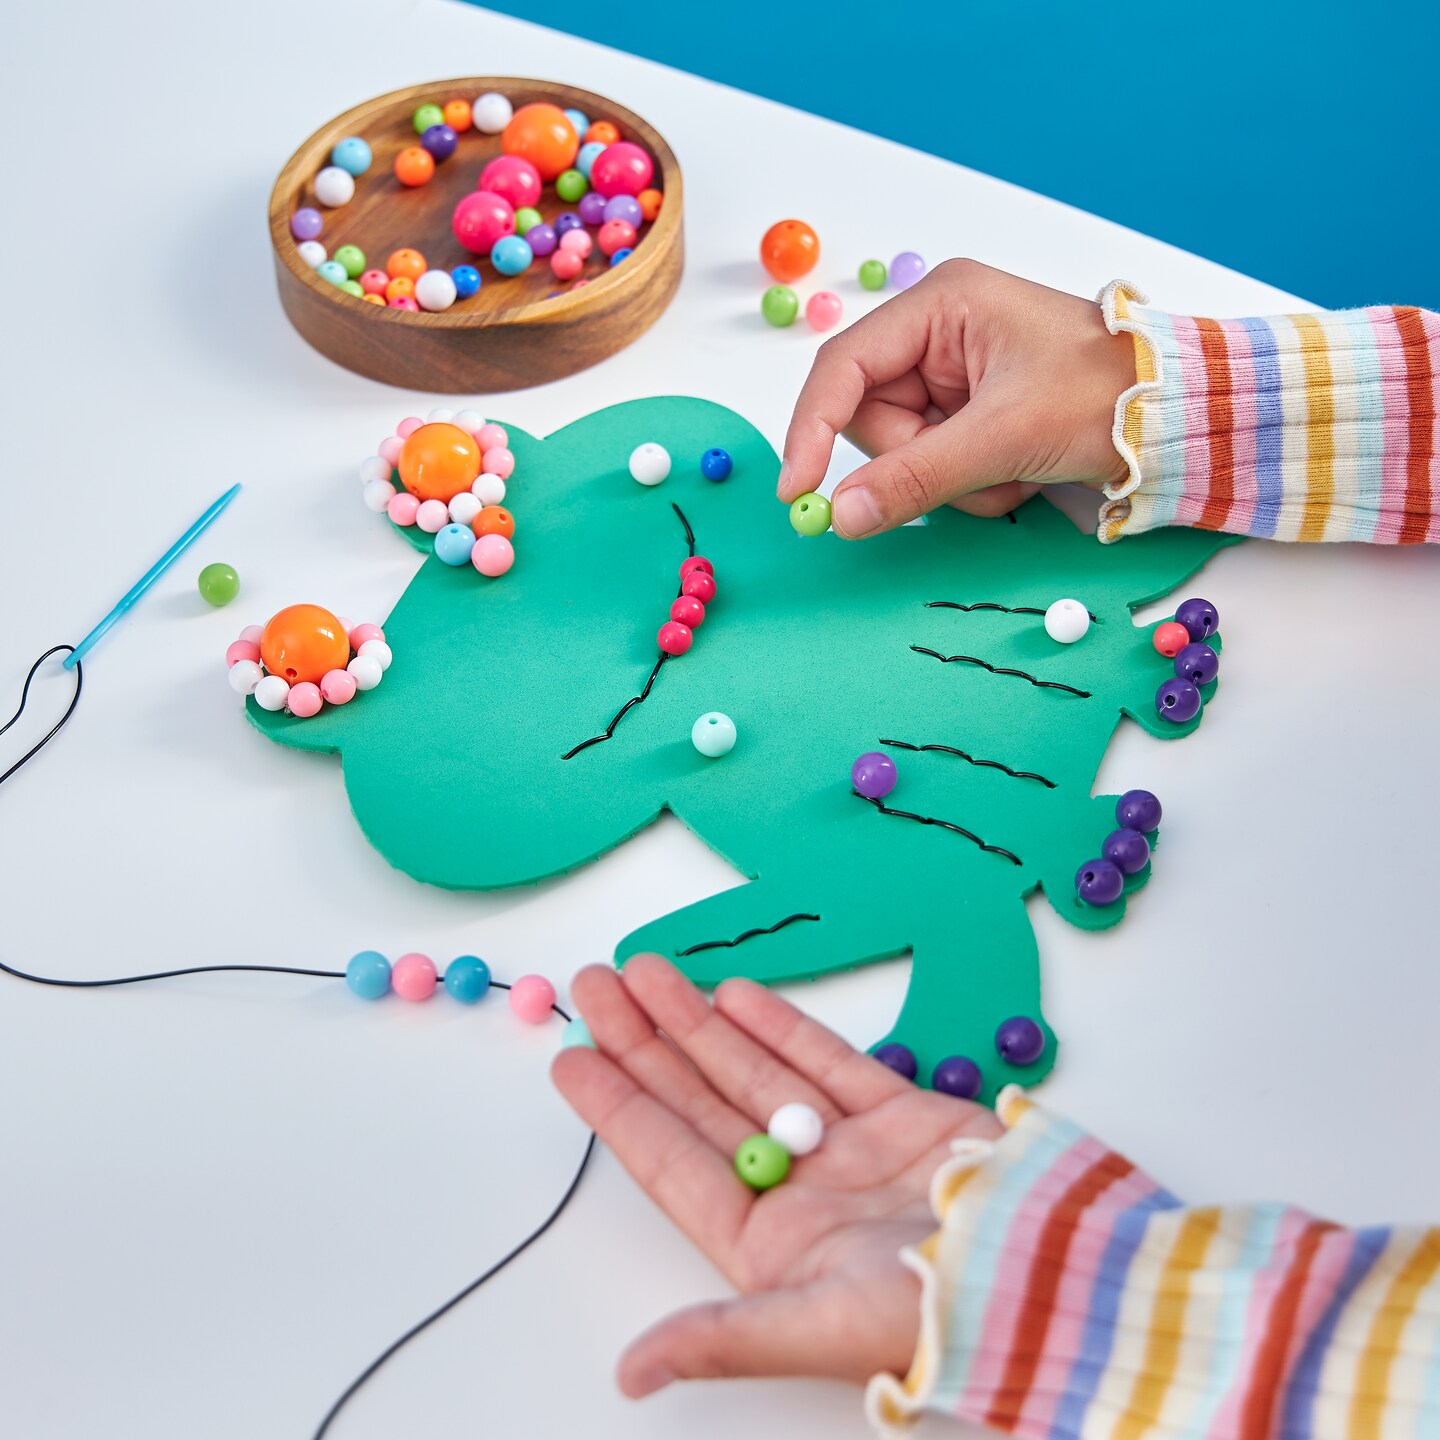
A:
[478,0,1435,311]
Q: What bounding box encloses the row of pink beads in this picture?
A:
[658,556,718,656]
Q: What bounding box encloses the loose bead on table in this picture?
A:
[471,534,514,576]
[198,562,240,607]
[421,123,458,161]
[691,711,736,757]
[700,448,732,481]
[890,252,927,289]
[1043,598,1090,644]
[472,91,513,134]
[762,285,799,327]
[394,147,434,186]
[628,442,671,486]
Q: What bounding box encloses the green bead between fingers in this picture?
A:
[789,492,832,537]
[859,259,887,291]
[734,1134,790,1190]
[197,562,240,607]
[761,285,799,327]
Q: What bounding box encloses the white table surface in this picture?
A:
[2,3,1437,1437]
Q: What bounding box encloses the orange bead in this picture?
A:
[585,121,620,146]
[386,249,427,282]
[443,99,472,132]
[399,423,482,503]
[385,276,416,302]
[502,102,579,181]
[471,505,515,540]
[394,146,435,187]
[260,605,350,686]
[362,293,385,306]
[637,188,663,222]
[760,220,820,284]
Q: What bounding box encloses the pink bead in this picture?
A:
[359,269,389,296]
[239,624,264,646]
[597,220,637,257]
[348,622,384,650]
[226,640,261,667]
[670,595,705,627]
[476,423,508,451]
[471,533,514,577]
[679,556,713,580]
[453,190,517,255]
[320,668,357,705]
[481,446,515,479]
[387,492,421,526]
[378,435,404,465]
[682,571,717,604]
[287,681,323,718]
[392,953,438,1001]
[589,141,653,197]
[572,279,589,289]
[396,417,424,439]
[416,498,449,533]
[550,248,583,280]
[508,973,556,1023]
[806,291,843,332]
[479,154,543,210]
[558,228,592,258]
[658,620,693,655]
[388,296,420,311]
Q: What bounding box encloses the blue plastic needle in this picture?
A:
[63,484,242,670]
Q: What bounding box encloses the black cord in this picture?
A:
[0,646,83,788]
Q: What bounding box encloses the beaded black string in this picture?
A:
[0,646,83,789]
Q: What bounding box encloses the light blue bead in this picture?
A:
[452,265,481,298]
[346,950,391,999]
[691,711,737,757]
[564,109,590,141]
[561,1017,594,1049]
[444,954,491,1004]
[330,136,373,176]
[316,260,349,287]
[609,248,632,267]
[490,235,533,276]
[576,141,605,179]
[434,522,475,566]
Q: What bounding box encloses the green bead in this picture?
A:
[514,206,542,235]
[333,244,366,279]
[197,562,240,607]
[789,492,832,536]
[554,168,588,202]
[339,279,364,297]
[413,104,444,135]
[761,285,799,327]
[734,1134,790,1190]
[859,259,887,291]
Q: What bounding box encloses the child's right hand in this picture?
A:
[778,260,1137,538]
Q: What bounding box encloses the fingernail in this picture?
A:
[832,486,882,538]
[776,460,792,497]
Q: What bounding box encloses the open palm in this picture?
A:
[551,954,1003,1396]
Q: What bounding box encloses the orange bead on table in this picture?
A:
[260,605,350,686]
[471,505,515,540]
[761,220,820,284]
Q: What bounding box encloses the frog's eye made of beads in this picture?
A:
[226,606,390,718]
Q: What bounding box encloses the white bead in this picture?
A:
[253,675,292,712]
[227,659,263,695]
[297,240,327,269]
[363,478,397,512]
[359,454,393,485]
[447,492,482,526]
[472,92,513,134]
[628,442,671,486]
[313,166,355,208]
[348,655,383,691]
[358,639,393,672]
[768,1102,824,1157]
[416,498,449,533]
[472,473,506,506]
[454,408,486,435]
[1044,598,1090,644]
[414,269,457,312]
[427,406,456,423]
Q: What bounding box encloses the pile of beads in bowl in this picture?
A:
[1152,596,1220,723]
[226,605,391,717]
[1074,788,1162,907]
[359,408,518,576]
[289,91,664,309]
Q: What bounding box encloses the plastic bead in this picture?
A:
[481,446,514,479]
[1044,598,1090,644]
[577,191,608,227]
[789,492,831,535]
[513,206,542,235]
[1156,677,1202,723]
[602,194,643,227]
[330,136,372,176]
[638,188,663,221]
[851,751,898,799]
[760,220,819,283]
[657,621,693,656]
[452,190,515,254]
[472,506,515,540]
[859,258,887,290]
[576,141,605,178]
[357,639,392,672]
[891,252,927,289]
[597,219,637,256]
[761,1104,823,1161]
[563,108,589,138]
[389,296,420,311]
[261,605,348,686]
[1116,789,1162,832]
[691,712,736,757]
[679,556,713,579]
[228,659,263,695]
[316,260,348,287]
[296,241,326,269]
[225,640,259,667]
[1075,856,1125,905]
[671,596,705,627]
[1175,596,1219,641]
[290,207,323,241]
[198,562,239,606]
[558,227,593,258]
[628,442,671,486]
[1175,641,1219,685]
[420,123,458,161]
[476,423,508,451]
[359,269,389,297]
[384,278,415,305]
[392,953,437,1001]
[452,265,481,298]
[414,269,458,312]
[585,121,620,146]
[338,280,364,299]
[346,951,391,1000]
[1152,620,1190,657]
[553,211,583,238]
[348,654,383,691]
[387,492,420,525]
[589,140,653,196]
[472,91,513,135]
[454,409,486,435]
[413,103,444,134]
[700,448,732,481]
[526,223,558,257]
[555,168,588,202]
[734,1134,790,1190]
[313,166,354,207]
[399,423,481,502]
[872,1042,918,1080]
[561,1017,594,1049]
[480,154,543,209]
[932,1056,983,1100]
[1102,827,1151,875]
[447,492,482,527]
[444,955,491,1004]
[320,669,356,705]
[805,292,842,331]
[491,235,533,275]
[427,407,455,423]
[238,624,264,646]
[995,1016,1046,1066]
[508,973,556,1023]
[253,675,291,712]
[416,499,449,533]
[471,534,514,576]
[347,622,383,650]
[387,249,428,281]
[609,248,633,267]
[472,474,506,506]
[288,681,323,718]
[680,571,716,603]
[502,102,579,180]
[762,285,799,327]
[362,294,385,306]
[443,99,472,133]
[329,245,364,279]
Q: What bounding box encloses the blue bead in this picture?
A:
[434,523,475,566]
[994,1016,1046,1066]
[420,123,458,161]
[1115,788,1162,832]
[316,260,349,286]
[554,211,583,237]
[576,141,606,178]
[700,448,733,482]
[1074,856,1125,905]
[1155,676,1202,723]
[346,950,391,999]
[452,265,481,298]
[609,248,632,267]
[444,955,491,1004]
[872,1041,918,1080]
[564,109,590,140]
[491,235,534,276]
[932,1055,982,1099]
[330,136,373,176]
[1174,641,1219,686]
[1174,596,1219,642]
[1102,827,1150,874]
[561,1017,595,1049]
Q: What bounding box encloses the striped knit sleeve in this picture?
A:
[864,1087,1440,1440]
[1095,280,1440,545]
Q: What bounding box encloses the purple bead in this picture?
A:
[1175,596,1219,642]
[602,194,643,227]
[851,751,898,799]
[1156,676,1202,723]
[290,207,323,242]
[577,191,608,226]
[420,123,458,161]
[994,1016,1046,1067]
[526,222,558,257]
[932,1055,983,1100]
[1115,788,1162,832]
[1074,856,1125,905]
[554,211,583,237]
[872,1042,917,1080]
[1102,827,1150,875]
[1174,641,1219,686]
[890,252,927,290]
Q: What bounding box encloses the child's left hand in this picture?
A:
[551,955,1001,1396]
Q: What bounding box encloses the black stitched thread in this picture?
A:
[676,912,820,956]
[672,500,695,556]
[926,600,1100,622]
[854,793,1023,866]
[909,645,1092,698]
[879,739,1057,789]
[0,646,83,789]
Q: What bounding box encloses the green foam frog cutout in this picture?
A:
[251,398,1231,1101]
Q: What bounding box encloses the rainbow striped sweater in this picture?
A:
[1096,281,1440,545]
[866,1089,1440,1439]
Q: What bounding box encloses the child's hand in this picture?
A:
[778,260,1136,537]
[552,955,1001,1396]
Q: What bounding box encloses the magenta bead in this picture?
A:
[396,417,423,439]
[478,154,542,210]
[508,973,556,1023]
[681,571,716,603]
[378,435,404,465]
[226,640,260,667]
[670,595,705,627]
[806,291,843,331]
[348,622,384,649]
[597,219,637,256]
[657,620,693,655]
[589,141,653,196]
[472,533,514,576]
[389,296,420,311]
[239,624,264,646]
[392,952,438,1001]
[287,681,323,718]
[387,492,421,526]
[452,190,516,255]
[320,668,357,705]
[679,556,714,579]
[482,446,515,479]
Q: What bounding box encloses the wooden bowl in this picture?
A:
[268,79,683,393]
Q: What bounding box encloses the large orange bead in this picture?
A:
[502,102,579,181]
[760,220,820,284]
[398,422,482,502]
[471,505,515,540]
[260,605,349,686]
